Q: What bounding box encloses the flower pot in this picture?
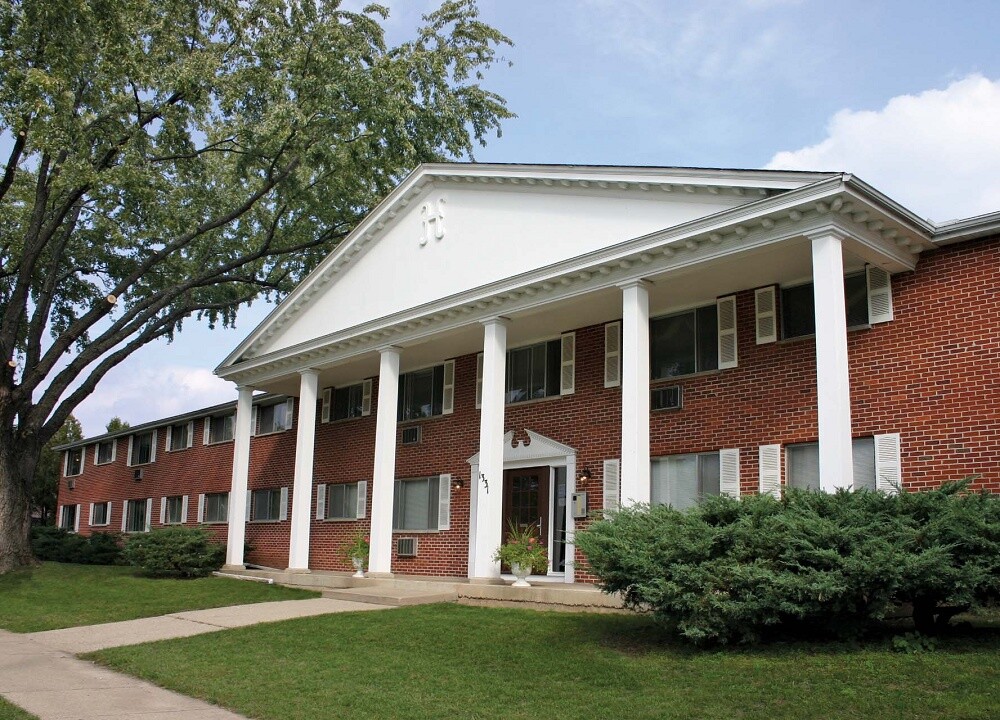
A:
[510,562,531,588]
[351,557,365,578]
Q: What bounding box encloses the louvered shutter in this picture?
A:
[245,493,252,522]
[475,353,484,409]
[197,494,205,523]
[719,449,741,498]
[186,421,194,448]
[150,430,157,463]
[356,480,368,519]
[866,265,894,323]
[285,399,295,429]
[602,459,620,515]
[874,433,902,494]
[144,498,152,532]
[361,379,373,416]
[203,418,211,445]
[105,502,112,526]
[279,487,288,521]
[250,406,258,436]
[321,388,332,423]
[73,505,80,533]
[560,332,576,395]
[316,484,327,520]
[121,501,128,532]
[758,445,782,498]
[438,474,451,530]
[442,360,455,415]
[181,495,189,523]
[89,502,95,526]
[717,295,738,369]
[754,286,777,344]
[604,321,622,388]
[127,436,134,466]
[159,496,167,524]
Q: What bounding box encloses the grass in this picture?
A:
[0,698,36,720]
[0,562,318,632]
[88,604,1000,720]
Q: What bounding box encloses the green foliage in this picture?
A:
[493,521,547,572]
[123,528,225,578]
[30,525,122,564]
[576,483,1000,645]
[105,417,130,433]
[892,631,938,654]
[342,532,369,562]
[31,416,83,525]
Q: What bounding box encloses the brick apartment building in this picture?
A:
[55,164,1000,584]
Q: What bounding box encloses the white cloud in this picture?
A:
[767,75,1000,222]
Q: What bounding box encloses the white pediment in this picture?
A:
[467,429,576,466]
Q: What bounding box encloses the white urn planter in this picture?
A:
[351,557,365,578]
[510,562,532,588]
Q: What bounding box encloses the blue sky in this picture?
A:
[72,0,1000,434]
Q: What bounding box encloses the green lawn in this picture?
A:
[0,697,36,720]
[0,563,317,632]
[88,604,1000,720]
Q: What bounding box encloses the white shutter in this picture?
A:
[150,430,157,463]
[321,388,332,423]
[197,494,205,523]
[181,495,189,523]
[73,505,80,533]
[356,480,368,519]
[867,265,894,323]
[475,353,484,409]
[717,295,738,369]
[438,474,451,530]
[285,399,295,429]
[758,444,782,499]
[719,449,741,498]
[560,332,576,395]
[62,452,69,477]
[203,417,211,445]
[602,459,620,515]
[121,501,128,532]
[245,492,252,522]
[874,433,902,494]
[279,487,288,521]
[105,502,112,526]
[89,502,95,526]
[361,379,373,416]
[109,441,116,463]
[316,484,327,520]
[250,406,258,436]
[144,498,152,532]
[754,286,777,344]
[604,321,622,388]
[127,436,134,466]
[441,360,456,415]
[80,448,86,472]
[186,421,194,448]
[160,496,167,524]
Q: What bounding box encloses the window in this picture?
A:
[786,437,876,491]
[651,452,721,511]
[251,488,284,521]
[781,273,869,339]
[168,422,191,451]
[129,430,155,465]
[257,401,292,434]
[203,492,229,523]
[91,502,110,526]
[59,504,77,531]
[392,476,440,531]
[327,482,360,520]
[164,495,184,524]
[125,499,149,533]
[333,384,365,421]
[65,448,84,477]
[650,305,718,379]
[95,439,115,465]
[505,339,561,404]
[208,414,235,444]
[397,366,444,421]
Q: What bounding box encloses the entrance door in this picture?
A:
[501,466,550,572]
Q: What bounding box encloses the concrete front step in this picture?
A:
[321,586,458,606]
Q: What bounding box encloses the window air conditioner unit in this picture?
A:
[397,537,418,557]
[401,426,421,445]
[133,468,143,482]
[651,385,683,411]
[66,479,76,491]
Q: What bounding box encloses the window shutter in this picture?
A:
[150,430,157,463]
[285,399,295,429]
[121,501,128,532]
[186,421,194,448]
[203,418,211,445]
[356,480,368,519]
[110,441,116,463]
[62,451,68,477]
[361,379,373,416]
[321,388,332,423]
[197,494,205,523]
[250,406,258,436]
[245,493,252,522]
[604,321,622,388]
[127,436,134,466]
[181,495,189,523]
[475,353,484,409]
[866,265,894,323]
[89,502,95,526]
[74,505,80,534]
[81,448,86,472]
[144,498,152,532]
[437,474,452,530]
[602,459,620,515]
[441,360,456,415]
[160,497,167,525]
[758,444,782,498]
[279,487,288,521]
[754,286,777,344]
[717,295,738,369]
[560,332,576,395]
[106,502,112,525]
[874,433,902,494]
[316,484,327,520]
[719,449,741,498]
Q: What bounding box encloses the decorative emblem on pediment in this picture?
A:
[419,197,446,247]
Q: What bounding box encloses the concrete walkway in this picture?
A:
[0,598,389,719]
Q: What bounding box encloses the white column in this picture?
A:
[288,369,319,571]
[225,385,254,568]
[471,317,509,579]
[368,347,401,576]
[810,230,854,491]
[620,280,651,505]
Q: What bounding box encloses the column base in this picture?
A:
[366,571,395,579]
[221,564,247,573]
[285,567,312,574]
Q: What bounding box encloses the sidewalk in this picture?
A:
[0,597,389,719]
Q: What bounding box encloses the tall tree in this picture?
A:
[0,0,512,572]
[32,415,83,526]
[105,417,129,433]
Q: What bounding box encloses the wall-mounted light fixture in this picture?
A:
[578,466,592,484]
[452,476,465,490]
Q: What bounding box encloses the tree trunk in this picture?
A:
[0,434,40,573]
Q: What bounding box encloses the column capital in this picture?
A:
[616,278,653,291]
[297,368,321,379]
[479,315,511,328]
[804,226,851,243]
[376,344,403,356]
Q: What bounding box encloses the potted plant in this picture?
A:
[343,533,369,578]
[493,522,547,587]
